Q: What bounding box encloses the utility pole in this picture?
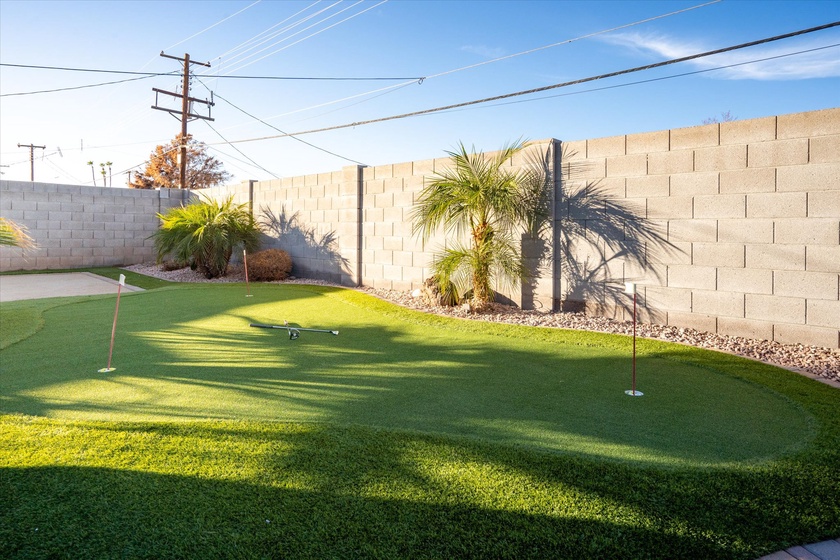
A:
[17,143,45,182]
[152,52,214,189]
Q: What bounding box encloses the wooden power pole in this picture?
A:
[152,52,214,189]
[17,143,45,181]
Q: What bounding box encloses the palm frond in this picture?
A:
[0,217,37,251]
[152,194,260,278]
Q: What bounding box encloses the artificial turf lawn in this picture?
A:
[1,277,839,559]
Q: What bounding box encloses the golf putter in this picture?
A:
[250,319,339,340]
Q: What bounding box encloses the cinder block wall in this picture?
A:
[559,108,839,348]
[3,109,837,348]
[209,141,557,308]
[0,182,190,271]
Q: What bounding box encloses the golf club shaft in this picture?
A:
[250,323,338,335]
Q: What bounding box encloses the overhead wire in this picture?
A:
[250,0,727,122]
[213,89,367,165]
[209,0,321,63]
[212,21,840,143]
[423,0,724,82]
[201,119,282,178]
[162,0,263,53]
[205,1,342,72]
[192,74,365,166]
[476,42,840,110]
[0,73,173,98]
[215,0,388,76]
[0,62,422,81]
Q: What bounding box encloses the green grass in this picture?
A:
[1,272,838,559]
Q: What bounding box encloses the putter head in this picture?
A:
[289,329,300,340]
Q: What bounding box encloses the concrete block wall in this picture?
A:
[559,108,840,348]
[3,108,837,349]
[0,182,190,271]
[215,141,557,305]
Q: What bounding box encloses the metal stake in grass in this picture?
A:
[250,320,339,340]
[243,248,252,298]
[624,282,643,397]
[98,274,125,373]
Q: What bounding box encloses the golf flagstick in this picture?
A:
[243,248,252,297]
[624,282,643,397]
[99,274,125,373]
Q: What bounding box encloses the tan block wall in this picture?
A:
[559,107,840,348]
[0,182,189,271]
[2,109,837,349]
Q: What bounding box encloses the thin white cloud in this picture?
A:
[601,31,840,80]
[461,44,507,59]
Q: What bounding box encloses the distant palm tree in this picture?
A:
[152,195,260,278]
[87,161,96,186]
[411,140,549,310]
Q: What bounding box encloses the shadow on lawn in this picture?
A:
[2,419,811,560]
[0,284,815,468]
[5,416,836,559]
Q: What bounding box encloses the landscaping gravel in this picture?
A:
[123,263,840,385]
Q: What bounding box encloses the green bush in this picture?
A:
[247,248,293,281]
[152,195,260,279]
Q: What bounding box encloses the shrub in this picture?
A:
[152,195,260,279]
[247,249,293,281]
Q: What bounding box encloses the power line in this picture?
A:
[201,81,366,165]
[208,0,321,64]
[162,0,263,53]
[423,0,724,82]
[0,73,169,98]
[476,43,840,111]
[0,62,421,81]
[250,0,725,122]
[205,1,351,72]
[214,0,389,76]
[201,119,281,179]
[217,20,840,144]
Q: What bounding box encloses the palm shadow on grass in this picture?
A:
[2,419,828,560]
[3,415,837,559]
[0,284,815,467]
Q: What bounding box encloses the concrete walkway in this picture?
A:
[759,539,840,559]
[0,272,143,302]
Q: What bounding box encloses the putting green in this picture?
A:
[0,284,813,467]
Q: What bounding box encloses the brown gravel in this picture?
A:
[123,263,840,385]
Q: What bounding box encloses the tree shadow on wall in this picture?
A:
[520,144,555,311]
[556,149,681,319]
[260,205,350,284]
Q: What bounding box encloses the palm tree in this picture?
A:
[87,161,96,186]
[152,194,261,278]
[411,140,549,310]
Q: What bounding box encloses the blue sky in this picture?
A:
[1,0,838,186]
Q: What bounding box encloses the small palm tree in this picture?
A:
[152,195,260,278]
[0,217,36,251]
[412,140,549,310]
